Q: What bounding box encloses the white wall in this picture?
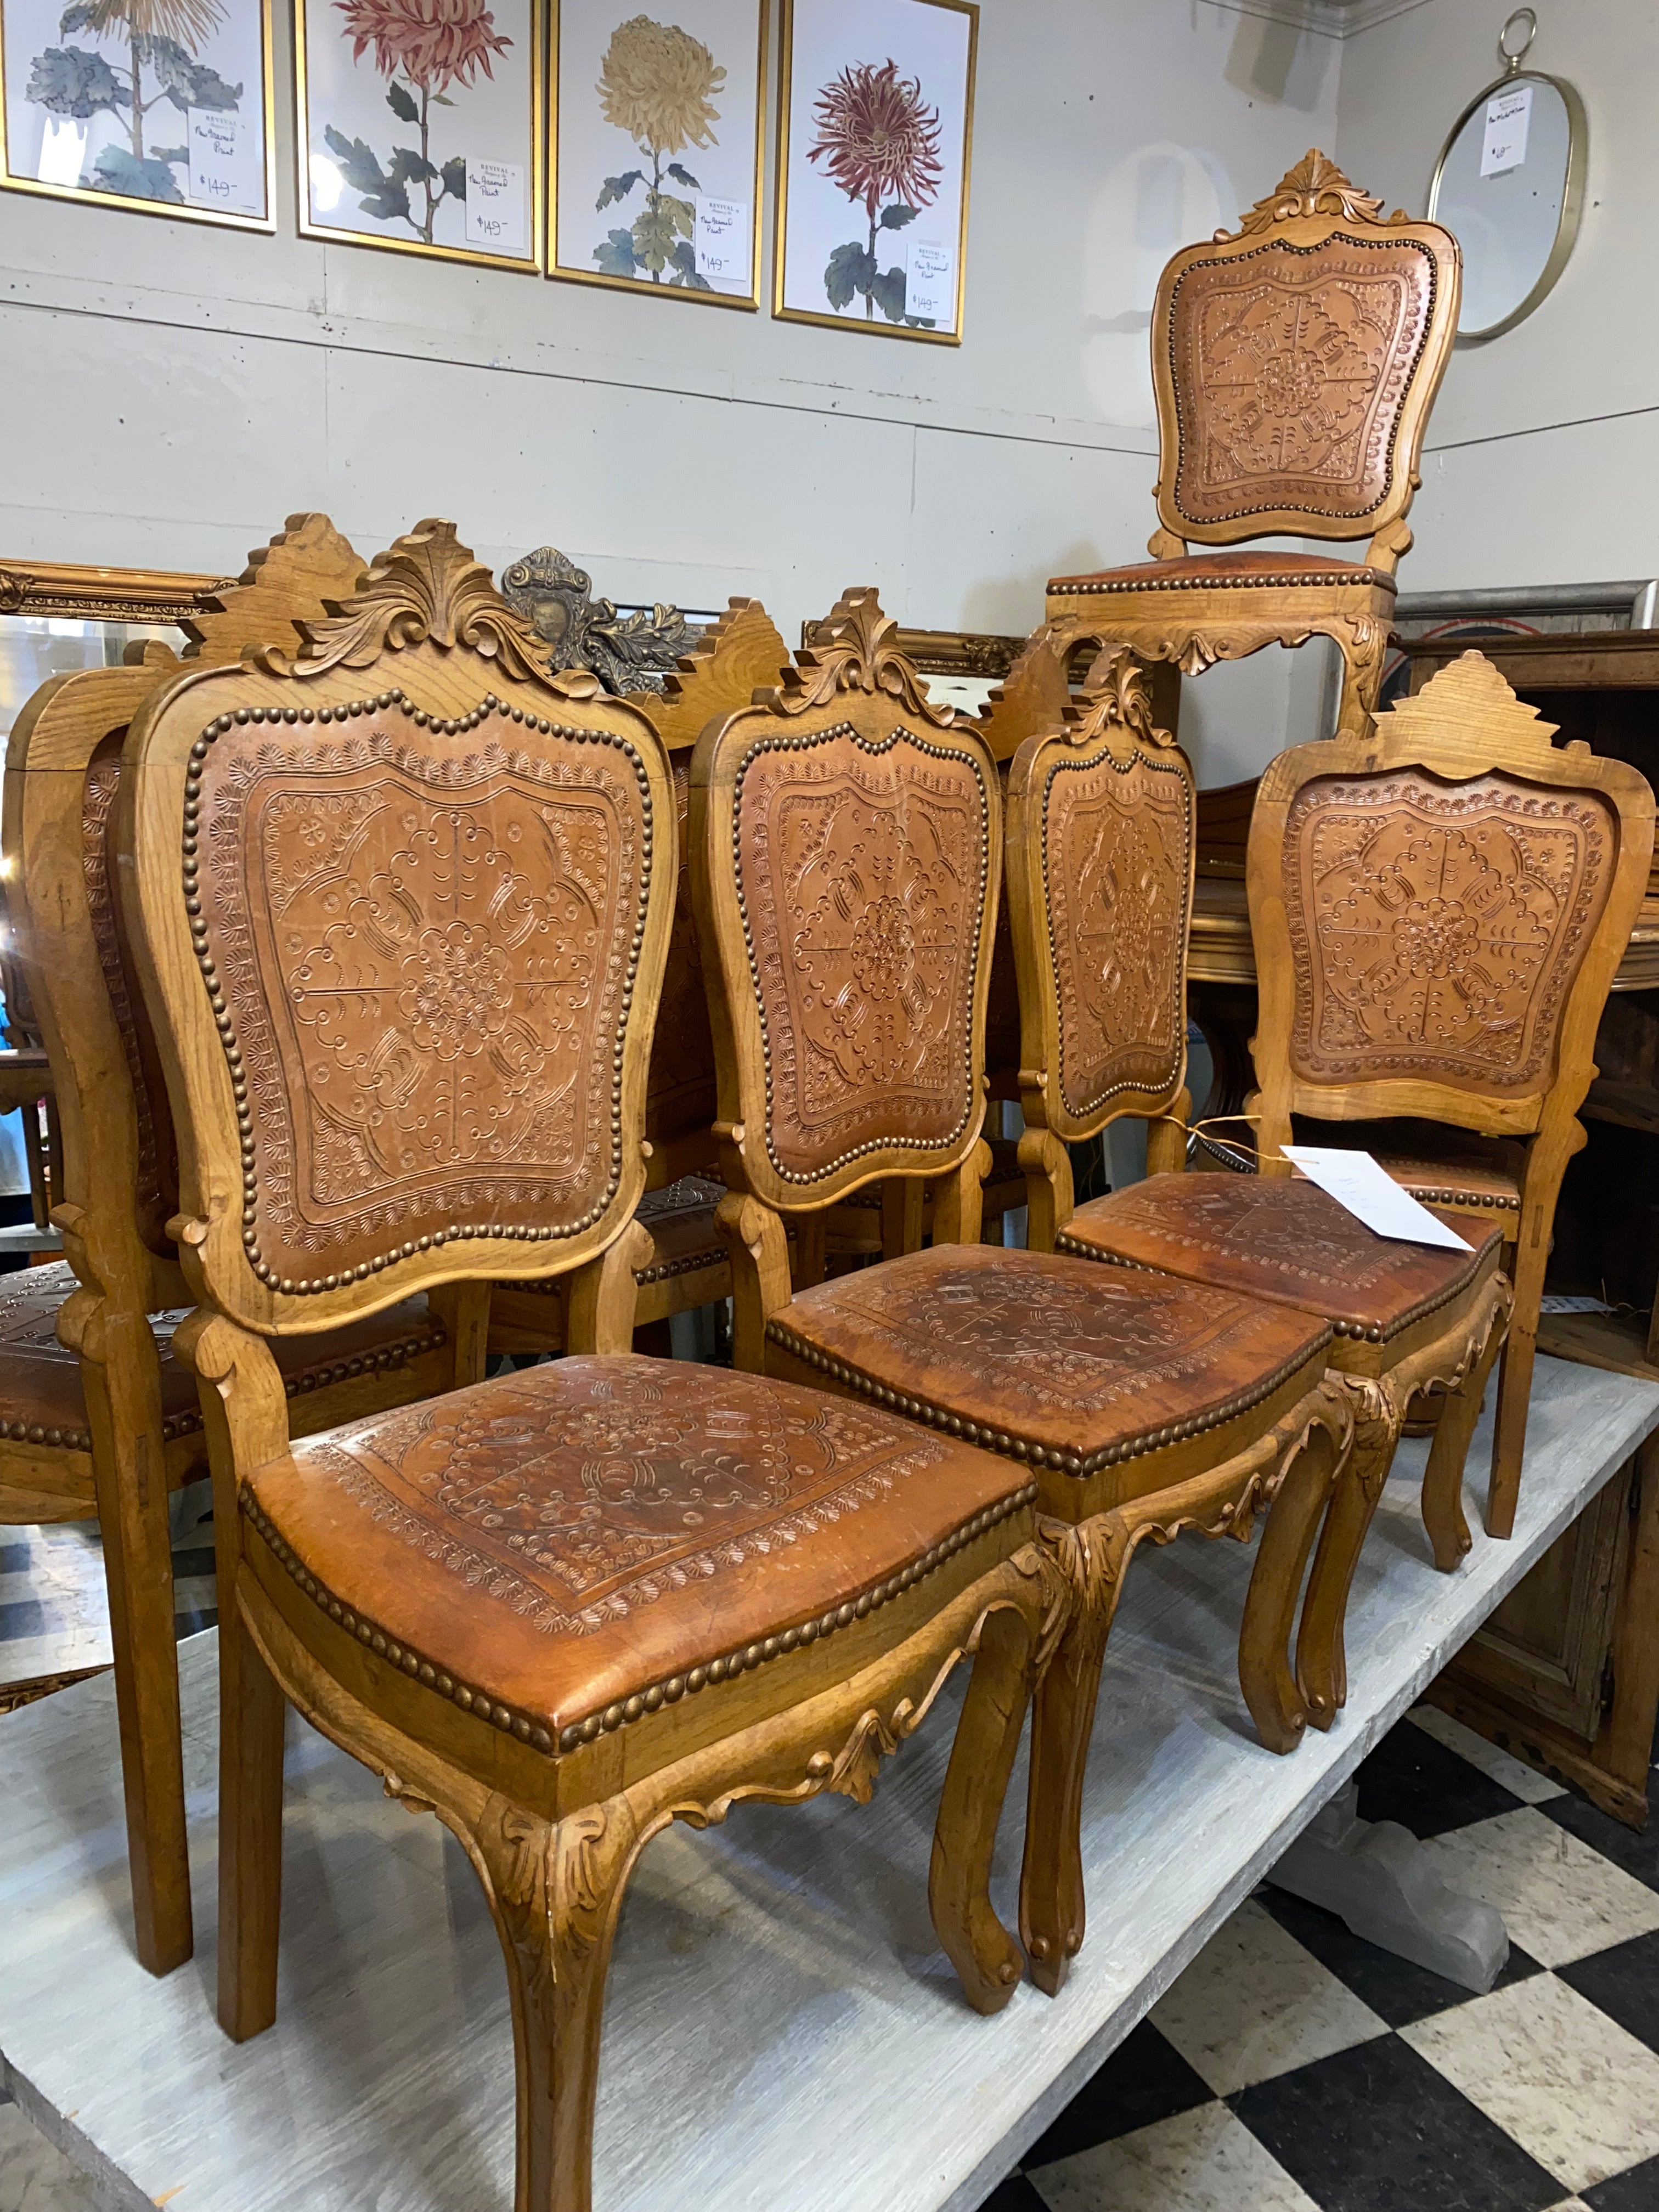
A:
[1334,0,1659,595]
[0,0,1340,724]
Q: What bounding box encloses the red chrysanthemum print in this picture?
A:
[334,0,509,94]
[808,57,941,219]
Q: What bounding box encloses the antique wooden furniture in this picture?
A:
[0,518,475,1977]
[692,588,1353,1996]
[1003,651,1512,1732]
[117,523,1063,2211]
[1043,151,1460,741]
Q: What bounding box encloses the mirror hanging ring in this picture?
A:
[1428,9,1587,343]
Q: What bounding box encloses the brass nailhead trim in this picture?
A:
[1163,232,1437,531]
[1053,570,1393,596]
[765,1316,1324,1477]
[242,1478,1036,1759]
[0,1418,89,1451]
[185,693,655,1295]
[496,1245,726,1299]
[732,725,991,1187]
[1400,1183,1519,1213]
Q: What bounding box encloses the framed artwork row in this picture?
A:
[0,0,976,338]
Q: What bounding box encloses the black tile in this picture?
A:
[1021,2021,1212,2167]
[168,1548,217,1581]
[0,1542,30,1575]
[1543,1792,1659,1895]
[975,2176,1049,2212]
[1559,1927,1659,2056]
[0,1599,46,1641]
[1354,1716,1524,1838]
[1231,2036,1561,2212]
[1257,1885,1545,2029]
[1586,2151,1659,2210]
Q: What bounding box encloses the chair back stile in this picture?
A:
[115,521,679,1443]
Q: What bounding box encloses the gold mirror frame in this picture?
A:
[1428,11,1587,345]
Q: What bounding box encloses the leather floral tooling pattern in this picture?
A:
[735,729,990,1181]
[1045,748,1190,1117]
[196,713,650,1283]
[1284,769,1616,1090]
[306,1356,952,1634]
[1169,236,1435,525]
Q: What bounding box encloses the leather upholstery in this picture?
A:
[830,1137,1025,1215]
[494,1176,728,1309]
[1048,551,1393,595]
[1041,741,1191,1119]
[1293,1119,1523,1216]
[1058,1174,1502,1344]
[763,1243,1329,1479]
[1282,768,1618,1096]
[189,707,658,1289]
[0,1261,443,1453]
[246,1354,1034,1746]
[1164,233,1438,530]
[732,727,994,1184]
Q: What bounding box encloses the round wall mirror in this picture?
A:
[1428,10,1587,342]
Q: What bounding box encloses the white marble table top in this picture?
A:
[2,1354,1655,2212]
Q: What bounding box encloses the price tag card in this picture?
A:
[465,159,526,257]
[694,197,748,281]
[187,110,261,216]
[905,235,956,325]
[1280,1147,1475,1251]
[1481,83,1533,177]
[37,116,87,188]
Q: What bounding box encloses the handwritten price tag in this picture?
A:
[187,109,260,216]
[1481,83,1533,177]
[465,159,526,257]
[904,235,955,325]
[694,196,748,281]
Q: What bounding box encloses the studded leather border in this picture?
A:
[1052,569,1394,596]
[730,723,993,1188]
[764,1316,1327,1479]
[1163,232,1438,531]
[242,1477,1036,1757]
[183,691,655,1295]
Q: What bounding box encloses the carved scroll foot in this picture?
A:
[1239,1410,1346,1754]
[466,1793,644,2212]
[1296,1384,1399,1729]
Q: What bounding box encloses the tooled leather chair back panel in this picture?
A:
[84,732,180,1258]
[645,755,716,1153]
[1043,743,1193,1122]
[733,728,993,1186]
[1282,766,1620,1100]
[1165,232,1439,535]
[189,710,656,1293]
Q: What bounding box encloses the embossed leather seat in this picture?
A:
[1041,151,1460,741]
[246,1355,1032,1752]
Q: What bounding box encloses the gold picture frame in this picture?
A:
[549,0,768,309]
[295,0,544,270]
[0,0,275,230]
[773,0,975,346]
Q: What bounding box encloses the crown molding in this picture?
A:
[1204,0,1439,37]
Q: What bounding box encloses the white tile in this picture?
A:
[1407,1706,1568,1804]
[0,2103,102,2212]
[1403,1974,1659,2193]
[1030,2102,1321,2212]
[1423,1808,1659,1967]
[1149,1898,1388,2096]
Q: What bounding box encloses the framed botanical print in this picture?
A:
[0,0,273,227]
[774,0,974,343]
[550,0,766,307]
[296,0,541,267]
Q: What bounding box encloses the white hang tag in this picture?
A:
[1280,1147,1475,1251]
[905,234,955,324]
[187,109,261,216]
[465,159,526,256]
[694,196,747,279]
[1481,83,1533,177]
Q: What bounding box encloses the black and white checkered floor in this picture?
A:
[2,1532,1657,2212]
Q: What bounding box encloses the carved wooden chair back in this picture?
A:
[1000,650,1198,1247]
[1150,152,1460,574]
[691,589,1001,1246]
[118,521,679,1385]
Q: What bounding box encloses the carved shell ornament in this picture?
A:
[1063,647,1174,751]
[1225,149,1410,239]
[766,586,955,728]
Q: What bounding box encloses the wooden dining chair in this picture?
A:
[1,517,468,1977]
[117,522,1064,2210]
[1002,648,1513,1732]
[691,587,1353,1996]
[1043,151,1460,738]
